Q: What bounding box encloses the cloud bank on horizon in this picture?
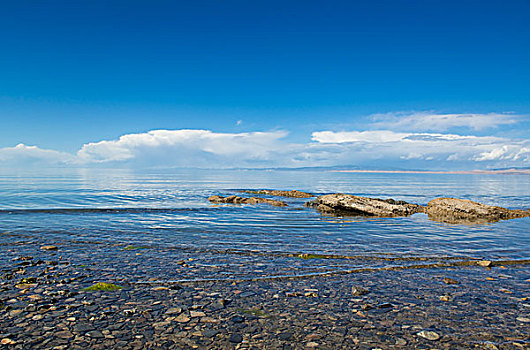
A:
[1,112,528,170]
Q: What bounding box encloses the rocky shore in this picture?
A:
[1,190,529,349]
[1,241,529,349]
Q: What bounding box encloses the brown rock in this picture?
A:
[40,245,58,251]
[241,189,313,198]
[55,330,74,339]
[443,277,459,285]
[426,198,530,224]
[208,195,287,207]
[305,193,422,217]
[175,314,190,323]
[477,260,493,267]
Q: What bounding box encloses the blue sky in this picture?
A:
[0,0,529,169]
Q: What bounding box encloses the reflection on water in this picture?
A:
[0,168,528,281]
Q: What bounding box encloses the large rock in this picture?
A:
[208,195,287,207]
[426,198,530,224]
[306,193,422,217]
[241,189,313,198]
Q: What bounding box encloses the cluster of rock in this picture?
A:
[241,190,313,198]
[208,195,287,207]
[306,194,529,223]
[209,189,529,224]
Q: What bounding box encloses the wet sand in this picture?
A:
[1,240,529,349]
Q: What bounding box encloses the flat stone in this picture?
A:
[203,329,219,338]
[189,311,206,318]
[443,277,459,285]
[395,338,407,345]
[86,330,104,338]
[165,307,182,315]
[230,315,245,323]
[55,330,74,339]
[153,321,170,328]
[74,323,95,332]
[175,314,190,323]
[278,332,293,340]
[40,246,58,251]
[417,330,440,341]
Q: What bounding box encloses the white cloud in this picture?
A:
[311,130,530,165]
[0,143,74,166]
[1,123,528,169]
[77,129,291,166]
[312,130,406,143]
[475,145,530,162]
[369,112,521,132]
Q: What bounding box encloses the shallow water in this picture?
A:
[0,168,528,282]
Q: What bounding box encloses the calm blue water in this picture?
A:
[0,168,528,282]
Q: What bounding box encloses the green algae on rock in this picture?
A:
[83,282,123,291]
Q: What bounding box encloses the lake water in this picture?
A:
[0,168,528,283]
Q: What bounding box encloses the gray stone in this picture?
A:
[86,330,104,338]
[228,333,243,343]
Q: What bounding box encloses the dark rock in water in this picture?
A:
[278,331,293,340]
[351,286,369,296]
[228,333,243,343]
[73,323,95,333]
[208,195,287,207]
[241,189,314,198]
[305,193,422,217]
[203,329,219,338]
[426,198,530,224]
[229,315,245,323]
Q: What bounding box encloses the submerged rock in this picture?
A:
[417,330,440,341]
[426,198,530,224]
[305,193,422,217]
[208,195,287,207]
[241,189,314,198]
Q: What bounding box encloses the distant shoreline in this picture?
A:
[331,169,530,175]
